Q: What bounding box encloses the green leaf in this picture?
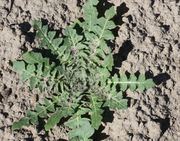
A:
[97,17,106,28]
[90,0,99,5]
[13,61,37,81]
[90,55,101,65]
[42,25,48,35]
[129,74,137,91]
[83,1,97,18]
[104,98,128,109]
[13,61,25,73]
[35,105,47,118]
[12,117,30,130]
[69,121,94,140]
[105,21,116,29]
[91,112,102,130]
[138,74,146,81]
[33,21,65,59]
[21,72,31,81]
[57,45,68,57]
[98,68,110,83]
[103,54,113,70]
[110,74,155,92]
[138,74,146,91]
[92,25,102,37]
[104,91,128,109]
[27,111,38,124]
[76,43,88,50]
[112,74,119,83]
[100,40,111,54]
[65,117,94,139]
[52,38,63,48]
[45,109,62,131]
[90,96,103,130]
[36,63,43,75]
[65,108,90,129]
[84,32,97,40]
[48,31,56,41]
[64,27,75,37]
[96,48,106,59]
[33,20,42,30]
[51,69,58,80]
[61,48,71,62]
[30,77,39,90]
[44,98,55,112]
[145,79,155,89]
[45,107,74,131]
[27,64,35,72]
[75,35,83,44]
[105,7,116,19]
[103,30,114,40]
[65,27,83,46]
[22,52,44,64]
[83,1,98,31]
[20,64,35,81]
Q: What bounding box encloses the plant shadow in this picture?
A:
[18,18,63,45]
[113,40,134,74]
[19,22,35,44]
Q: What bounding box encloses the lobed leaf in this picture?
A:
[45,109,63,131]
[44,98,55,112]
[35,105,47,118]
[33,21,64,59]
[65,117,94,140]
[89,96,103,130]
[103,92,128,109]
[12,117,30,130]
[110,73,155,92]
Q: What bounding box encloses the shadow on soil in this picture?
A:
[113,40,134,74]
[145,71,171,86]
[153,117,170,137]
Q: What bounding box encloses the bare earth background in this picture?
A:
[0,0,180,141]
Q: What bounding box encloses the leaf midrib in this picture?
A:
[35,23,62,57]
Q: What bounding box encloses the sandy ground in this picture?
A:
[0,0,180,141]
